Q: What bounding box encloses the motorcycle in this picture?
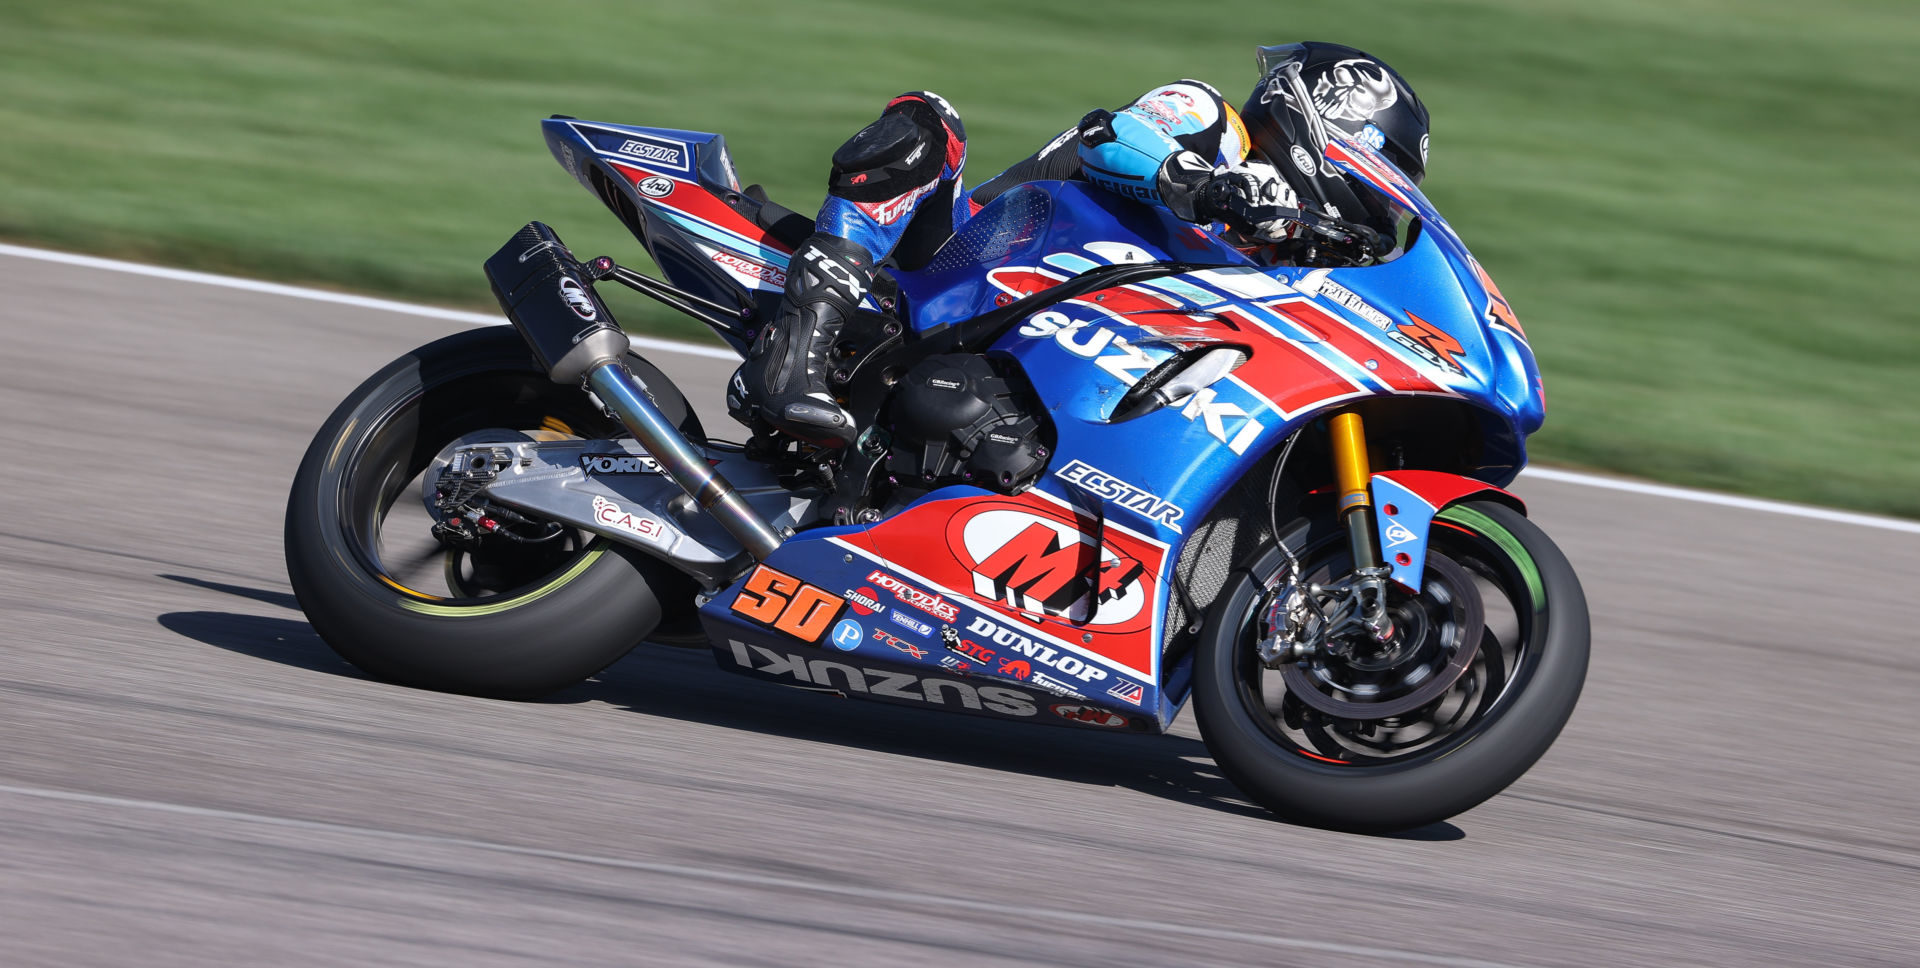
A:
[286,98,1588,833]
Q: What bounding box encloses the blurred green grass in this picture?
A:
[3,0,1916,515]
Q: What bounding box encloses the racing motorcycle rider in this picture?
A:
[732,42,1431,450]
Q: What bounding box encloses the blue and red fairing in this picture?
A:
[550,115,1545,731]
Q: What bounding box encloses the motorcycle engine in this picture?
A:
[884,354,1050,493]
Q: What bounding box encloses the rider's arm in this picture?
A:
[1076,83,1286,230]
[1075,87,1207,215]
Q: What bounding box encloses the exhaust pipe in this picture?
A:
[485,221,783,561]
[582,360,782,559]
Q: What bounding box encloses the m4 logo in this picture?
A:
[971,520,1143,622]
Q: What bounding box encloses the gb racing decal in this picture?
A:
[729,565,844,645]
[725,641,1036,717]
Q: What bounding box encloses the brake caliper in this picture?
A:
[427,445,558,547]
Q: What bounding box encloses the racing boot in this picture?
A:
[732,233,875,449]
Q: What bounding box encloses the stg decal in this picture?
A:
[965,616,1109,684]
[729,565,843,645]
[941,625,996,665]
[1055,459,1184,532]
[726,641,1036,717]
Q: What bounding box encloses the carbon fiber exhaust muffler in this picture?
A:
[484,222,783,561]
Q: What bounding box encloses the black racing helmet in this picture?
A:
[1243,42,1430,185]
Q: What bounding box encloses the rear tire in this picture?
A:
[284,327,700,699]
[1192,501,1589,832]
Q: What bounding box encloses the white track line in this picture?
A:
[0,241,740,361]
[4,241,1914,535]
[0,782,1529,968]
[1516,468,1920,535]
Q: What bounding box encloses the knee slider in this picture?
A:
[829,112,942,202]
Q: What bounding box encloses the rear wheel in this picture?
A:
[1192,501,1589,832]
[284,327,702,699]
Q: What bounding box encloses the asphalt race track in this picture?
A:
[2,251,1916,967]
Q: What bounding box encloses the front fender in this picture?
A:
[1370,470,1525,591]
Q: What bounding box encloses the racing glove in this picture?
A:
[1196,159,1300,241]
[1157,151,1300,240]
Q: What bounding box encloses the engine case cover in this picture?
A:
[885,354,1050,492]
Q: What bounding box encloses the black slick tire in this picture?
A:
[284,326,699,700]
[1192,501,1590,832]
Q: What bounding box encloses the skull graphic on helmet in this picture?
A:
[1310,59,1399,124]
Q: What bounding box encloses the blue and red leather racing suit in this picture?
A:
[816,81,1256,271]
[732,82,1266,448]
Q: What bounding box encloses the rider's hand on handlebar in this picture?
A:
[1197,162,1300,242]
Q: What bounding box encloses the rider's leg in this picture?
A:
[733,92,966,448]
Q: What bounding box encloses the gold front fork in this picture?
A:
[1329,411,1381,571]
[1328,410,1395,639]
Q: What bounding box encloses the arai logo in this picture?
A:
[1289,144,1316,175]
[637,175,674,198]
[558,277,597,322]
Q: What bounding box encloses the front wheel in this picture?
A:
[1192,501,1589,832]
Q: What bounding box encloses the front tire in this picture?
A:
[1192,501,1589,832]
[284,326,699,699]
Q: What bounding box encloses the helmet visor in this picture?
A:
[1254,44,1310,79]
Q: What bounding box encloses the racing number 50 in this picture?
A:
[730,565,842,643]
